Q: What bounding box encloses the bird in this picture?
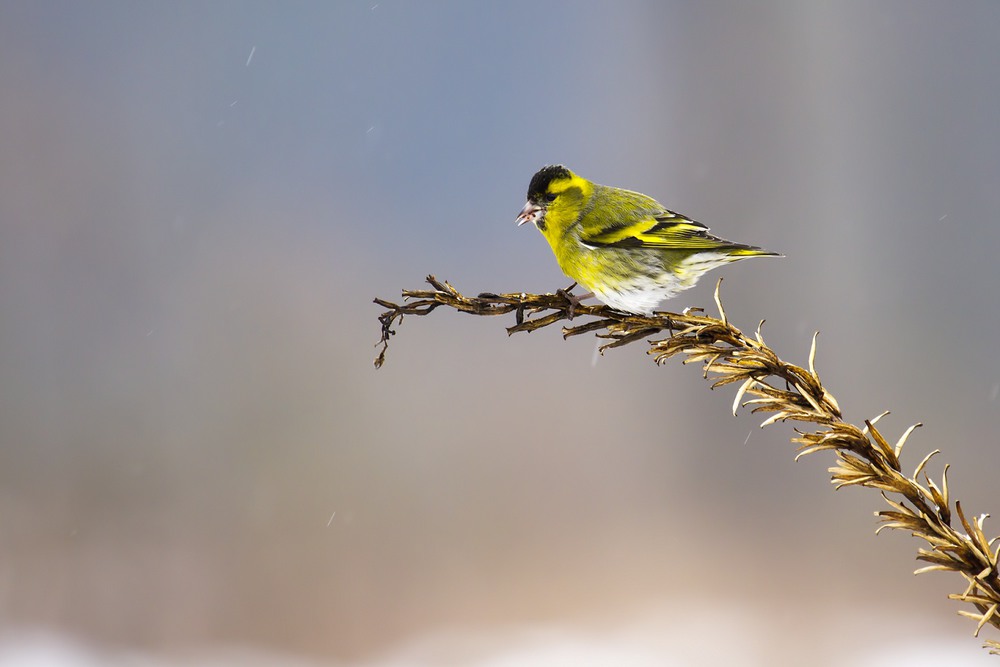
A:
[516,165,780,315]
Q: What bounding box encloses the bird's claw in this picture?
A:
[555,282,587,319]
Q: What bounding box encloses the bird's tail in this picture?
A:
[725,244,783,259]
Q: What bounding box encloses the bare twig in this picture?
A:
[373,275,1000,651]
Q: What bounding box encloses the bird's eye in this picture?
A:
[544,193,557,203]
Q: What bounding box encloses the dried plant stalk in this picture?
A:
[374,275,1000,652]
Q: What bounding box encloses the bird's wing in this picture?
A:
[581,205,721,249]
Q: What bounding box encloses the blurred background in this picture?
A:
[2,2,1000,665]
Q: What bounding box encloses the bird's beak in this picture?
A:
[516,201,542,227]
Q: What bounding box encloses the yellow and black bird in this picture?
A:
[517,165,780,314]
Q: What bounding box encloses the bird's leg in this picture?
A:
[555,282,594,320]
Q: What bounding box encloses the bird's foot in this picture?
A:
[555,282,594,320]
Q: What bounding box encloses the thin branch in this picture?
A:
[373,275,1000,651]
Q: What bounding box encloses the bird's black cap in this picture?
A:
[527,164,572,199]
